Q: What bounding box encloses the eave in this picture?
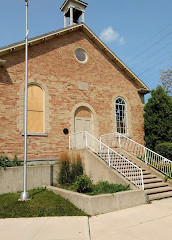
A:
[137,88,151,94]
[0,59,6,67]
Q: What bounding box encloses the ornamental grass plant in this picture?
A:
[58,151,83,185]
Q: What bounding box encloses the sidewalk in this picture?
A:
[90,198,172,240]
[0,198,172,240]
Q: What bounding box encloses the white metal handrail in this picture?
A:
[69,131,144,190]
[100,132,172,178]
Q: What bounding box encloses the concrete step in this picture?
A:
[148,191,172,201]
[122,171,156,180]
[145,187,172,195]
[115,168,149,173]
[143,171,151,175]
[144,178,162,184]
[110,163,138,168]
[143,174,157,179]
[144,182,168,190]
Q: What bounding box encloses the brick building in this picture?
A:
[0,0,150,160]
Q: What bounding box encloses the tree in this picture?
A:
[160,67,172,96]
[144,86,172,151]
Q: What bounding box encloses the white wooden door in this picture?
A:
[75,117,92,148]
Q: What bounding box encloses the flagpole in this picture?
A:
[20,0,30,201]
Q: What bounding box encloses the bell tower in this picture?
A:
[60,0,88,28]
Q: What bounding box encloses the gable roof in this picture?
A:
[0,23,150,93]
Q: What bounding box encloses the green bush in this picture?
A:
[13,154,21,166]
[62,180,130,195]
[155,142,172,160]
[0,154,21,170]
[72,175,92,193]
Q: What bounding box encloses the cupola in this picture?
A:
[60,0,88,27]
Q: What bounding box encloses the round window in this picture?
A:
[75,48,87,63]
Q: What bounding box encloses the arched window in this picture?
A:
[115,97,127,134]
[27,84,44,133]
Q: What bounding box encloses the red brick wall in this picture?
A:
[0,30,145,160]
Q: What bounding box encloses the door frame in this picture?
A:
[70,102,98,138]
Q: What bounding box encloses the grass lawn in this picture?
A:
[0,188,87,218]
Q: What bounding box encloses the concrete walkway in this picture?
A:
[0,198,172,240]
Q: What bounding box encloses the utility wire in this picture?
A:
[136,51,172,73]
[124,23,172,61]
[129,40,172,68]
[127,31,172,64]
[138,56,171,76]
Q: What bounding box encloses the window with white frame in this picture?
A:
[115,97,127,134]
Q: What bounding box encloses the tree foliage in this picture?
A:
[155,142,172,160]
[160,67,172,96]
[144,86,172,151]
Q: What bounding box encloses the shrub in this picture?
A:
[91,181,130,195]
[0,154,22,170]
[13,154,21,166]
[0,155,10,170]
[155,142,172,160]
[72,175,92,193]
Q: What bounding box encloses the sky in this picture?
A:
[0,0,172,102]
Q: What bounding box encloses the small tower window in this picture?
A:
[115,97,127,134]
[75,48,87,63]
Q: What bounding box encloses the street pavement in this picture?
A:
[0,198,172,240]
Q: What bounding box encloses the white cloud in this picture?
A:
[99,26,125,45]
[119,37,126,45]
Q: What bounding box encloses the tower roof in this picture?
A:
[60,0,88,11]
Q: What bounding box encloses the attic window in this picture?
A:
[75,48,87,63]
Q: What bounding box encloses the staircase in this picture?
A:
[69,131,172,201]
[100,133,172,201]
[108,148,172,201]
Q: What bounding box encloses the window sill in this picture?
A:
[22,133,48,137]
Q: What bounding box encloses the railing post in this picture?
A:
[85,131,88,148]
[69,135,71,150]
[108,148,111,167]
[100,137,102,151]
[141,169,144,190]
[119,133,121,148]
[144,147,148,164]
